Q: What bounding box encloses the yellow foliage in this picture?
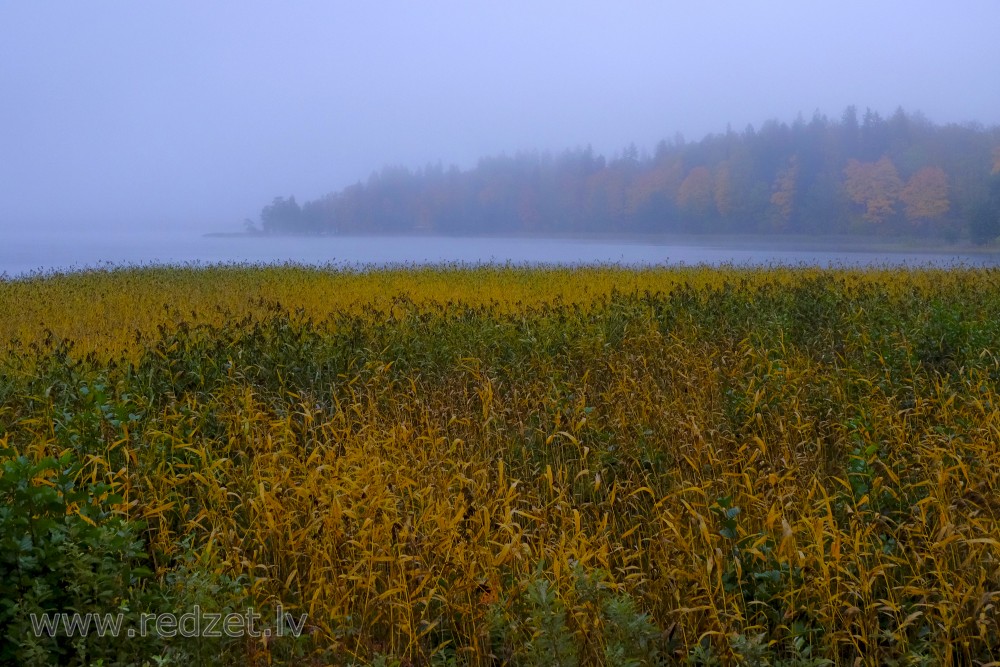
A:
[901,166,950,223]
[843,156,903,224]
[770,155,799,228]
[2,265,999,663]
[677,166,715,217]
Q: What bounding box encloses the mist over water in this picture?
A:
[3,231,999,279]
[2,3,999,237]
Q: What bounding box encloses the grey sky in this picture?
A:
[2,1,998,233]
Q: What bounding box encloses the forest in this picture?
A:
[257,107,1000,243]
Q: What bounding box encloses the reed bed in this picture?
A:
[1,264,998,665]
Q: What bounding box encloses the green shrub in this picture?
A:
[0,450,150,665]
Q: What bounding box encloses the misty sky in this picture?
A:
[2,2,998,234]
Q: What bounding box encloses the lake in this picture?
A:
[3,231,1000,278]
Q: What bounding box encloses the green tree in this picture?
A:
[969,175,1000,244]
[260,195,302,234]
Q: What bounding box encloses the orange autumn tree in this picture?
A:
[900,166,949,225]
[843,156,903,224]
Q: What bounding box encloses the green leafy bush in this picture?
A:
[0,450,150,665]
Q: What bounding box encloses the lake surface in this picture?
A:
[3,231,1000,278]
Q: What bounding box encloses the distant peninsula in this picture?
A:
[248,107,1000,244]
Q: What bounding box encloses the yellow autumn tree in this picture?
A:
[677,166,714,218]
[843,156,902,224]
[900,166,949,224]
[626,160,683,217]
[770,155,798,229]
[713,161,734,218]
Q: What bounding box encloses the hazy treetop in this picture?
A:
[1,1,998,233]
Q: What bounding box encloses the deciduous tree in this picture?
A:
[900,166,949,224]
[713,161,735,218]
[769,155,799,229]
[843,156,902,224]
[676,166,714,218]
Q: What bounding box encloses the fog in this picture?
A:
[1,1,999,235]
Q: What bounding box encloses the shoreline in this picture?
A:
[202,230,1000,256]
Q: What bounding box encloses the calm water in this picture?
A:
[3,231,1000,278]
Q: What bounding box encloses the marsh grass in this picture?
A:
[1,265,998,664]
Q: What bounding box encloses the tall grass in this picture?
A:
[1,265,998,664]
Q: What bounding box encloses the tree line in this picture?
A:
[257,107,1000,243]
